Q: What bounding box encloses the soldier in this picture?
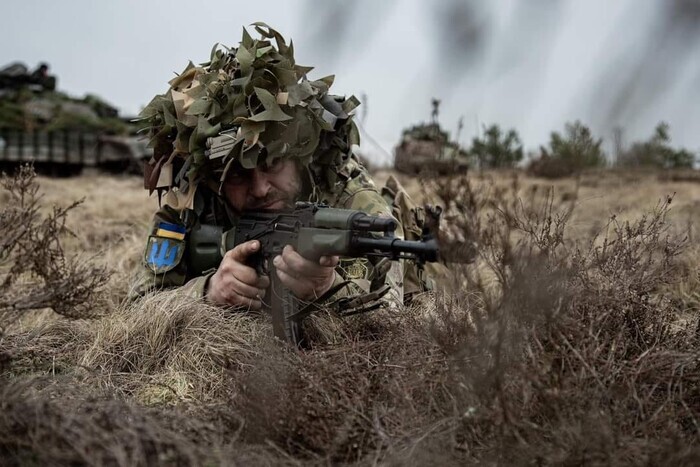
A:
[133,23,433,314]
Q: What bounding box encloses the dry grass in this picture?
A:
[1,166,699,465]
[35,170,159,305]
[80,292,268,404]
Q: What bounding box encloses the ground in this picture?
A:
[1,167,699,465]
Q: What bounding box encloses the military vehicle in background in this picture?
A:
[393,99,469,176]
[0,62,56,92]
[0,62,149,176]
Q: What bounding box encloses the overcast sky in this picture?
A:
[2,0,699,165]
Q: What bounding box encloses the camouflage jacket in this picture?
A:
[131,157,410,313]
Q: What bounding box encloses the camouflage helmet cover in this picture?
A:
[139,22,361,195]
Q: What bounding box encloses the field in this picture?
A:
[1,167,699,465]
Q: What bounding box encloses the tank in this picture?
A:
[393,122,469,176]
[0,62,149,176]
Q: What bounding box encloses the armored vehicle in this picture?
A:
[393,122,469,176]
[393,98,469,176]
[0,62,149,176]
[0,62,56,92]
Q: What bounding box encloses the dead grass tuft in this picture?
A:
[80,291,268,403]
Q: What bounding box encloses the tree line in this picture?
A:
[464,121,695,177]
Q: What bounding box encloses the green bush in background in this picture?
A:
[528,121,606,178]
[469,124,523,169]
[618,122,696,169]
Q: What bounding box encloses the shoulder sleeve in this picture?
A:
[128,206,207,300]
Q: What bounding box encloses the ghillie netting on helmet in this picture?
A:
[138,22,361,206]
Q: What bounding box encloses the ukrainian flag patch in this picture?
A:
[155,222,186,241]
[145,235,185,274]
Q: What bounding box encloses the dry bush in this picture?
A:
[0,166,110,322]
[420,173,700,464]
[0,380,207,466]
[0,165,110,376]
[229,306,454,463]
[527,153,579,179]
[0,373,306,466]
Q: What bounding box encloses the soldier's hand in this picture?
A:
[273,245,339,301]
[206,240,270,310]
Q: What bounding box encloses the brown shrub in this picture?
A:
[420,174,699,464]
[0,380,206,466]
[527,153,578,179]
[0,165,110,325]
[230,307,453,463]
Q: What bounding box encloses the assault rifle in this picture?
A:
[186,202,439,347]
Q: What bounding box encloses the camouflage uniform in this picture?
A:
[132,155,409,313]
[132,24,436,313]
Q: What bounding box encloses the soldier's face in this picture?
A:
[222,159,302,212]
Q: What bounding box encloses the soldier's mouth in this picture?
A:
[254,199,287,210]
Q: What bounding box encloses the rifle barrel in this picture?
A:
[353,236,439,262]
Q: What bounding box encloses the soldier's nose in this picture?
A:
[249,168,271,198]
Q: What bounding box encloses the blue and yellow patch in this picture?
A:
[154,222,186,241]
[145,235,185,274]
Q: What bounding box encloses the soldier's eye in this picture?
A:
[225,167,251,185]
[263,159,283,173]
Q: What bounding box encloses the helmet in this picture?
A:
[139,22,361,197]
